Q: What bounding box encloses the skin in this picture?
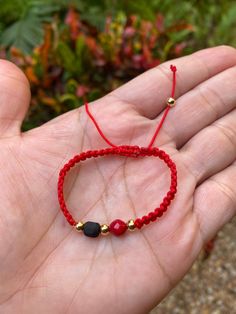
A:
[0,45,235,314]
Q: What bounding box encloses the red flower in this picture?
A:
[76,85,90,98]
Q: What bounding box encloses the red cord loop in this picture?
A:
[85,64,177,149]
[85,102,117,148]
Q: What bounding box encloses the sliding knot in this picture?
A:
[117,145,141,158]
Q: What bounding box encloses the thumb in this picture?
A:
[0,60,31,137]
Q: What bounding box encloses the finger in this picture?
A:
[0,60,31,137]
[154,65,236,148]
[180,109,236,184]
[194,162,236,242]
[111,46,236,119]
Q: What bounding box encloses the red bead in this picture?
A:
[109,219,127,236]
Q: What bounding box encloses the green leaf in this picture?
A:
[168,29,193,43]
[56,41,77,74]
[59,93,80,109]
[80,6,107,30]
[213,5,236,45]
[75,35,88,74]
[0,15,44,54]
[0,0,26,24]
[0,0,59,54]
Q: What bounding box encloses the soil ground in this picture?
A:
[151,218,236,314]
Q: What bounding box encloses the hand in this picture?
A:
[0,46,235,314]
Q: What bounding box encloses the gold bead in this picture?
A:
[127,219,136,231]
[167,97,176,107]
[101,224,109,235]
[75,221,84,231]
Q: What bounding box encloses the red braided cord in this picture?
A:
[57,146,177,228]
[58,64,178,233]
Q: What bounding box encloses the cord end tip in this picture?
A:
[170,64,177,72]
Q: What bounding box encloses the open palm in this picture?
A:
[0,46,236,314]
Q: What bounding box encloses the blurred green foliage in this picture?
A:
[0,0,235,129]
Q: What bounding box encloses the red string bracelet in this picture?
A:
[58,65,178,238]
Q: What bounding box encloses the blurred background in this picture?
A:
[0,0,236,312]
[0,0,236,130]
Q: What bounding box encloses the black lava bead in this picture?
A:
[83,221,101,238]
